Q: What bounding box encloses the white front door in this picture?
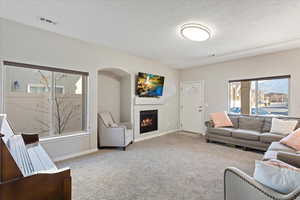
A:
[180,81,204,134]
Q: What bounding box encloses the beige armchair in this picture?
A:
[224,167,300,200]
[97,112,133,151]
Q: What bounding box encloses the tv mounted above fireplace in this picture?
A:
[136,72,165,97]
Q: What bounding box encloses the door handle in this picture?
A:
[197,106,203,112]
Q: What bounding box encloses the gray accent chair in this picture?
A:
[98,112,133,151]
[224,167,300,200]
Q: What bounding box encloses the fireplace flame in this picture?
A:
[141,118,153,127]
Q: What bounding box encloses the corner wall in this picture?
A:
[180,48,300,120]
[0,18,180,161]
[98,72,121,123]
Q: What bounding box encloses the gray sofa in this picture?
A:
[217,114,300,199]
[205,114,300,151]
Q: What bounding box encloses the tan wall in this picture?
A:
[97,72,121,123]
[180,48,300,120]
[0,18,180,160]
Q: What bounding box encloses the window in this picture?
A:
[229,76,290,116]
[2,61,88,138]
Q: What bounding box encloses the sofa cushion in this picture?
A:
[262,117,272,133]
[268,142,295,153]
[229,115,239,129]
[239,116,264,132]
[231,129,261,141]
[260,133,284,143]
[207,128,233,137]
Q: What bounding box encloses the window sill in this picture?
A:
[40,131,90,142]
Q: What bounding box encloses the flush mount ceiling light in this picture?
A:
[180,23,211,42]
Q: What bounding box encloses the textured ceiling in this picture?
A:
[1,0,300,68]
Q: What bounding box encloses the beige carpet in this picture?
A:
[58,132,262,200]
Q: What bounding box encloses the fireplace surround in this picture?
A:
[140,110,158,134]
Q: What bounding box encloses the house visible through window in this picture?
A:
[2,61,88,138]
[27,84,65,94]
[229,76,290,116]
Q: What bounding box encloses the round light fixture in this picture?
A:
[180,23,211,42]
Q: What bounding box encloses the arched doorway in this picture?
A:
[97,67,134,146]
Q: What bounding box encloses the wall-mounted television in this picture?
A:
[136,72,165,97]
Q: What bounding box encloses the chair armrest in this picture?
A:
[224,167,300,200]
[277,152,300,168]
[205,120,214,128]
[118,122,133,129]
[105,127,126,134]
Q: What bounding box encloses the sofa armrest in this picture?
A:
[277,152,300,168]
[224,167,300,200]
[205,120,214,128]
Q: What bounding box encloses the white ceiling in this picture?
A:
[1,0,300,69]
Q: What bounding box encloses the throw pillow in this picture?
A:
[210,111,233,128]
[280,128,300,151]
[254,159,300,194]
[270,118,298,135]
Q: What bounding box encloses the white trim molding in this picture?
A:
[53,148,98,162]
[134,129,180,142]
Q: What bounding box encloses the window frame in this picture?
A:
[228,75,291,116]
[1,60,89,138]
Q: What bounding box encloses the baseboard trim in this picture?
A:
[53,148,98,162]
[134,129,181,142]
[54,130,181,161]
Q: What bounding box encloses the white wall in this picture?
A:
[180,48,300,120]
[98,72,121,123]
[0,18,180,160]
[120,75,131,122]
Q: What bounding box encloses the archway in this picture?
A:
[97,67,133,132]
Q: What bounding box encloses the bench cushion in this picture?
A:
[232,129,261,141]
[208,128,233,137]
[260,133,284,143]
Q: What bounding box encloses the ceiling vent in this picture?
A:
[39,17,57,25]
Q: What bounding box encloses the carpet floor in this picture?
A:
[58,132,263,200]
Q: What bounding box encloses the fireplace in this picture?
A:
[140,110,158,134]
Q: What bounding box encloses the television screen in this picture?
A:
[136,72,165,97]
